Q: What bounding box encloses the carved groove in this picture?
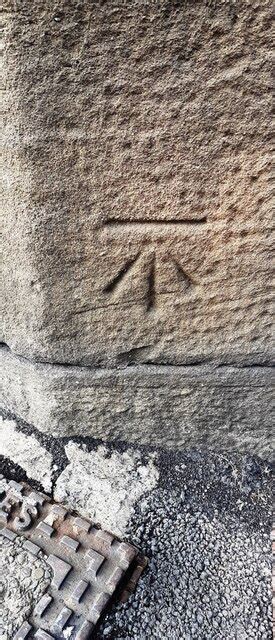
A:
[103,250,199,309]
[106,217,207,226]
[172,258,197,287]
[147,253,156,311]
[103,253,141,294]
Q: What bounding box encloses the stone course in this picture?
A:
[1,1,273,450]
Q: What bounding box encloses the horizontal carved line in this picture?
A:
[105,217,207,226]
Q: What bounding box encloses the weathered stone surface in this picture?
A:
[1,2,273,453]
[1,346,273,459]
[2,0,272,367]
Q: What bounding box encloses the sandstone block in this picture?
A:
[1,346,273,459]
[2,1,272,367]
[1,1,273,452]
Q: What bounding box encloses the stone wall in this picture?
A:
[1,1,273,456]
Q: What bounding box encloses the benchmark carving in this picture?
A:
[104,218,206,310]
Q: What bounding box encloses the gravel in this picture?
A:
[0,413,272,640]
[96,451,272,640]
[0,536,52,639]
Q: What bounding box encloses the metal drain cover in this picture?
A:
[0,477,146,639]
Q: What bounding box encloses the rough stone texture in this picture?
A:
[2,0,273,367]
[1,1,273,449]
[1,346,274,459]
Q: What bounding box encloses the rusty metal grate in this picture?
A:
[0,478,146,639]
